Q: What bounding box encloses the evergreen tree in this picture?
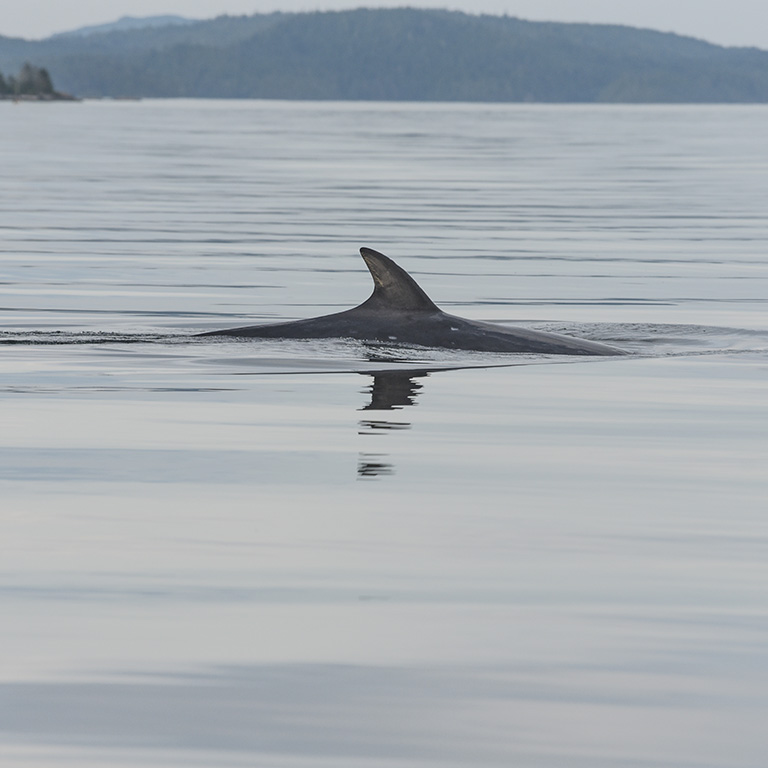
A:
[16,62,55,95]
[37,67,55,94]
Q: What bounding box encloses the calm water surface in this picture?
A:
[1,100,768,767]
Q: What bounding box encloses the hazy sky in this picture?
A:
[5,0,768,49]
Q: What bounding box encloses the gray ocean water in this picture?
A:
[1,99,768,767]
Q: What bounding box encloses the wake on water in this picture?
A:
[1,322,766,374]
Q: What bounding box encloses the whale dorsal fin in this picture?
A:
[359,248,439,312]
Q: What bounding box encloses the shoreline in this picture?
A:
[1,92,80,102]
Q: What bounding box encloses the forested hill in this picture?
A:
[2,8,767,102]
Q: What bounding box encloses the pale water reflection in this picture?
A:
[2,100,768,768]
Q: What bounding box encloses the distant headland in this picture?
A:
[1,9,767,102]
[0,63,78,101]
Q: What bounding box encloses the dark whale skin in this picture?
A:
[199,248,624,357]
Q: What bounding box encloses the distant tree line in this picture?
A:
[0,62,74,99]
[1,10,767,102]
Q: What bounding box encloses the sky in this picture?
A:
[4,0,768,50]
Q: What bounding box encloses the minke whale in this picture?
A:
[200,247,623,356]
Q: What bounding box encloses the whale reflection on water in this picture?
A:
[357,370,429,479]
[361,369,426,411]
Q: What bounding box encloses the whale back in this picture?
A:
[359,247,439,313]
[198,247,624,355]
